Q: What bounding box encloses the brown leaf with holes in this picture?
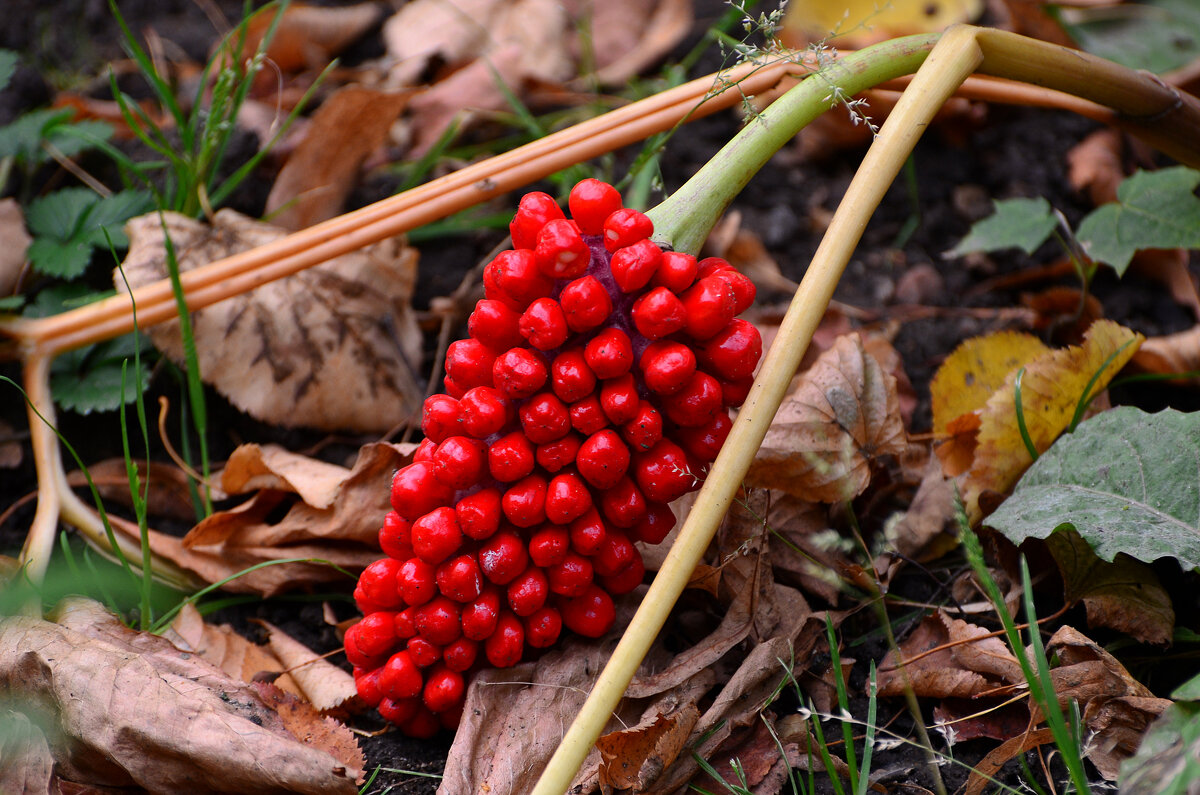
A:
[597,705,699,793]
[1,597,359,794]
[267,87,412,230]
[118,210,422,432]
[747,333,907,502]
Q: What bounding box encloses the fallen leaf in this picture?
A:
[964,728,1056,795]
[587,0,694,86]
[762,492,846,604]
[1132,322,1200,378]
[596,704,699,793]
[382,0,504,86]
[747,333,908,502]
[259,620,359,714]
[882,452,958,563]
[687,716,794,794]
[266,86,412,230]
[220,443,355,508]
[877,611,1013,700]
[0,709,53,795]
[0,198,30,296]
[1086,695,1172,780]
[1131,248,1200,321]
[2,597,360,793]
[251,681,365,781]
[66,458,210,521]
[1068,128,1126,206]
[1044,528,1174,645]
[164,602,303,697]
[783,0,984,47]
[234,2,383,73]
[118,211,422,432]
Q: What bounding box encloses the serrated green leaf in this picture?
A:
[78,190,152,250]
[0,50,17,93]
[51,357,151,414]
[948,197,1058,257]
[0,108,73,162]
[26,237,93,279]
[986,406,1200,570]
[1174,672,1200,701]
[1119,702,1200,794]
[23,283,109,318]
[25,188,97,239]
[1059,0,1200,75]
[44,119,114,160]
[1077,166,1200,274]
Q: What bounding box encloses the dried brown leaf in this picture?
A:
[3,597,359,793]
[1131,248,1200,321]
[382,0,503,86]
[267,87,412,230]
[221,443,353,507]
[762,493,844,604]
[596,704,699,793]
[118,211,422,432]
[0,198,30,297]
[238,2,383,73]
[66,458,210,521]
[0,709,54,795]
[259,619,359,714]
[747,333,907,502]
[587,0,693,86]
[1084,695,1171,780]
[882,453,957,562]
[163,602,303,696]
[251,681,365,783]
[965,728,1056,795]
[0,418,23,469]
[1068,128,1126,206]
[877,612,1004,700]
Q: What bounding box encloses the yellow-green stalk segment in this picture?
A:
[531,24,1200,794]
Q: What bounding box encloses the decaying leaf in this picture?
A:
[0,197,30,296]
[251,681,365,777]
[66,457,211,521]
[0,597,360,793]
[266,86,412,230]
[882,453,958,563]
[1132,322,1200,379]
[118,210,422,432]
[233,2,383,73]
[259,620,359,714]
[596,704,699,793]
[877,611,1016,700]
[1068,127,1126,206]
[747,333,907,502]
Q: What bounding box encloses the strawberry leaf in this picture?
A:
[985,406,1200,571]
[0,49,17,93]
[948,197,1058,257]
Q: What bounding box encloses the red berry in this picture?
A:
[400,705,442,738]
[680,275,737,340]
[676,411,733,463]
[599,477,647,529]
[576,429,630,490]
[719,375,754,407]
[639,341,696,395]
[459,386,510,438]
[492,347,548,399]
[379,650,423,699]
[524,606,563,649]
[359,558,403,610]
[510,191,565,250]
[350,612,397,659]
[664,371,723,427]
[436,554,484,603]
[443,637,478,672]
[423,665,465,713]
[594,530,636,577]
[568,509,607,556]
[479,530,529,585]
[610,239,662,293]
[560,585,616,638]
[633,439,695,503]
[603,208,653,252]
[411,506,464,565]
[414,437,437,462]
[528,525,570,567]
[536,219,591,278]
[461,587,502,640]
[519,297,570,350]
[547,552,594,597]
[545,471,593,524]
[536,433,582,473]
[485,611,526,668]
[697,256,732,279]
[632,287,687,339]
[519,392,571,444]
[344,622,388,669]
[695,319,762,381]
[379,512,414,560]
[600,374,640,426]
[653,251,698,293]
[397,557,436,606]
[432,436,485,489]
[485,249,554,310]
[599,552,645,595]
[468,299,524,351]
[443,375,467,399]
[445,338,495,390]
[550,349,597,403]
[711,268,756,314]
[569,395,609,436]
[569,178,622,235]
[407,635,442,667]
[502,475,548,528]
[422,394,461,443]
[391,461,454,520]
[488,431,536,482]
[377,695,418,724]
[455,488,502,540]
[354,582,386,616]
[394,607,418,639]
[355,667,385,708]
[415,595,462,645]
[585,329,634,379]
[559,276,613,333]
[507,565,550,616]
[632,502,676,544]
[621,401,663,452]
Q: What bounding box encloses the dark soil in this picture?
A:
[4,2,1198,794]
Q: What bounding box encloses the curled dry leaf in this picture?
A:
[266,86,412,231]
[1132,322,1200,380]
[165,602,304,697]
[0,709,53,795]
[881,453,958,564]
[118,210,422,432]
[259,620,359,714]
[0,197,30,296]
[234,2,383,73]
[1,597,359,794]
[1068,128,1126,206]
[596,704,700,793]
[251,681,365,780]
[877,610,1016,700]
[747,333,908,502]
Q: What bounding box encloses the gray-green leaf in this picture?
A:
[985,406,1200,571]
[1119,702,1200,794]
[948,197,1058,257]
[1059,0,1200,75]
[1077,166,1200,275]
[0,50,17,93]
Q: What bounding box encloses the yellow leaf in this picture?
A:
[930,330,1050,437]
[784,0,983,43]
[962,320,1143,518]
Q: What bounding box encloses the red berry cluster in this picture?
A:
[348,179,762,735]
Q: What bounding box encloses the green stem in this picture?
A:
[646,34,939,255]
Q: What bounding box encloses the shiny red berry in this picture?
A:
[461,587,501,640]
[560,585,616,638]
[407,635,441,667]
[485,611,525,667]
[631,287,687,340]
[507,565,550,616]
[519,297,570,350]
[680,275,737,340]
[436,554,484,603]
[569,395,609,436]
[569,178,622,235]
[415,595,462,646]
[358,558,403,610]
[421,394,461,443]
[621,401,663,452]
[719,374,754,407]
[547,552,594,597]
[664,371,723,427]
[442,637,478,672]
[559,275,613,333]
[484,248,554,310]
[391,461,454,520]
[652,251,698,293]
[633,439,695,504]
[479,530,529,585]
[455,488,502,540]
[423,665,465,713]
[397,557,436,607]
[355,667,385,708]
[610,239,662,293]
[528,525,570,567]
[600,374,640,426]
[545,471,593,525]
[468,299,524,351]
[676,411,733,463]
[411,506,463,565]
[379,511,414,560]
[510,191,565,250]
[603,208,652,252]
[632,502,676,544]
[695,318,762,381]
[536,433,582,473]
[599,477,647,528]
[584,328,634,379]
[639,341,696,395]
[711,268,756,314]
[524,606,563,649]
[432,436,485,489]
[459,386,510,438]
[492,347,548,399]
[444,338,495,390]
[593,530,637,577]
[519,393,571,444]
[550,349,597,403]
[599,553,645,595]
[502,475,548,528]
[576,429,630,490]
[488,431,536,482]
[568,508,607,556]
[535,219,590,279]
[379,650,423,699]
[377,695,420,726]
[394,607,418,639]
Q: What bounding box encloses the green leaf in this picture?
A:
[1119,703,1200,794]
[985,406,1200,571]
[948,197,1058,257]
[78,190,152,250]
[1174,672,1200,701]
[25,188,97,239]
[51,351,151,414]
[46,119,115,161]
[27,237,93,279]
[1058,0,1200,75]
[0,108,74,162]
[0,49,17,93]
[0,295,23,312]
[1077,166,1200,274]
